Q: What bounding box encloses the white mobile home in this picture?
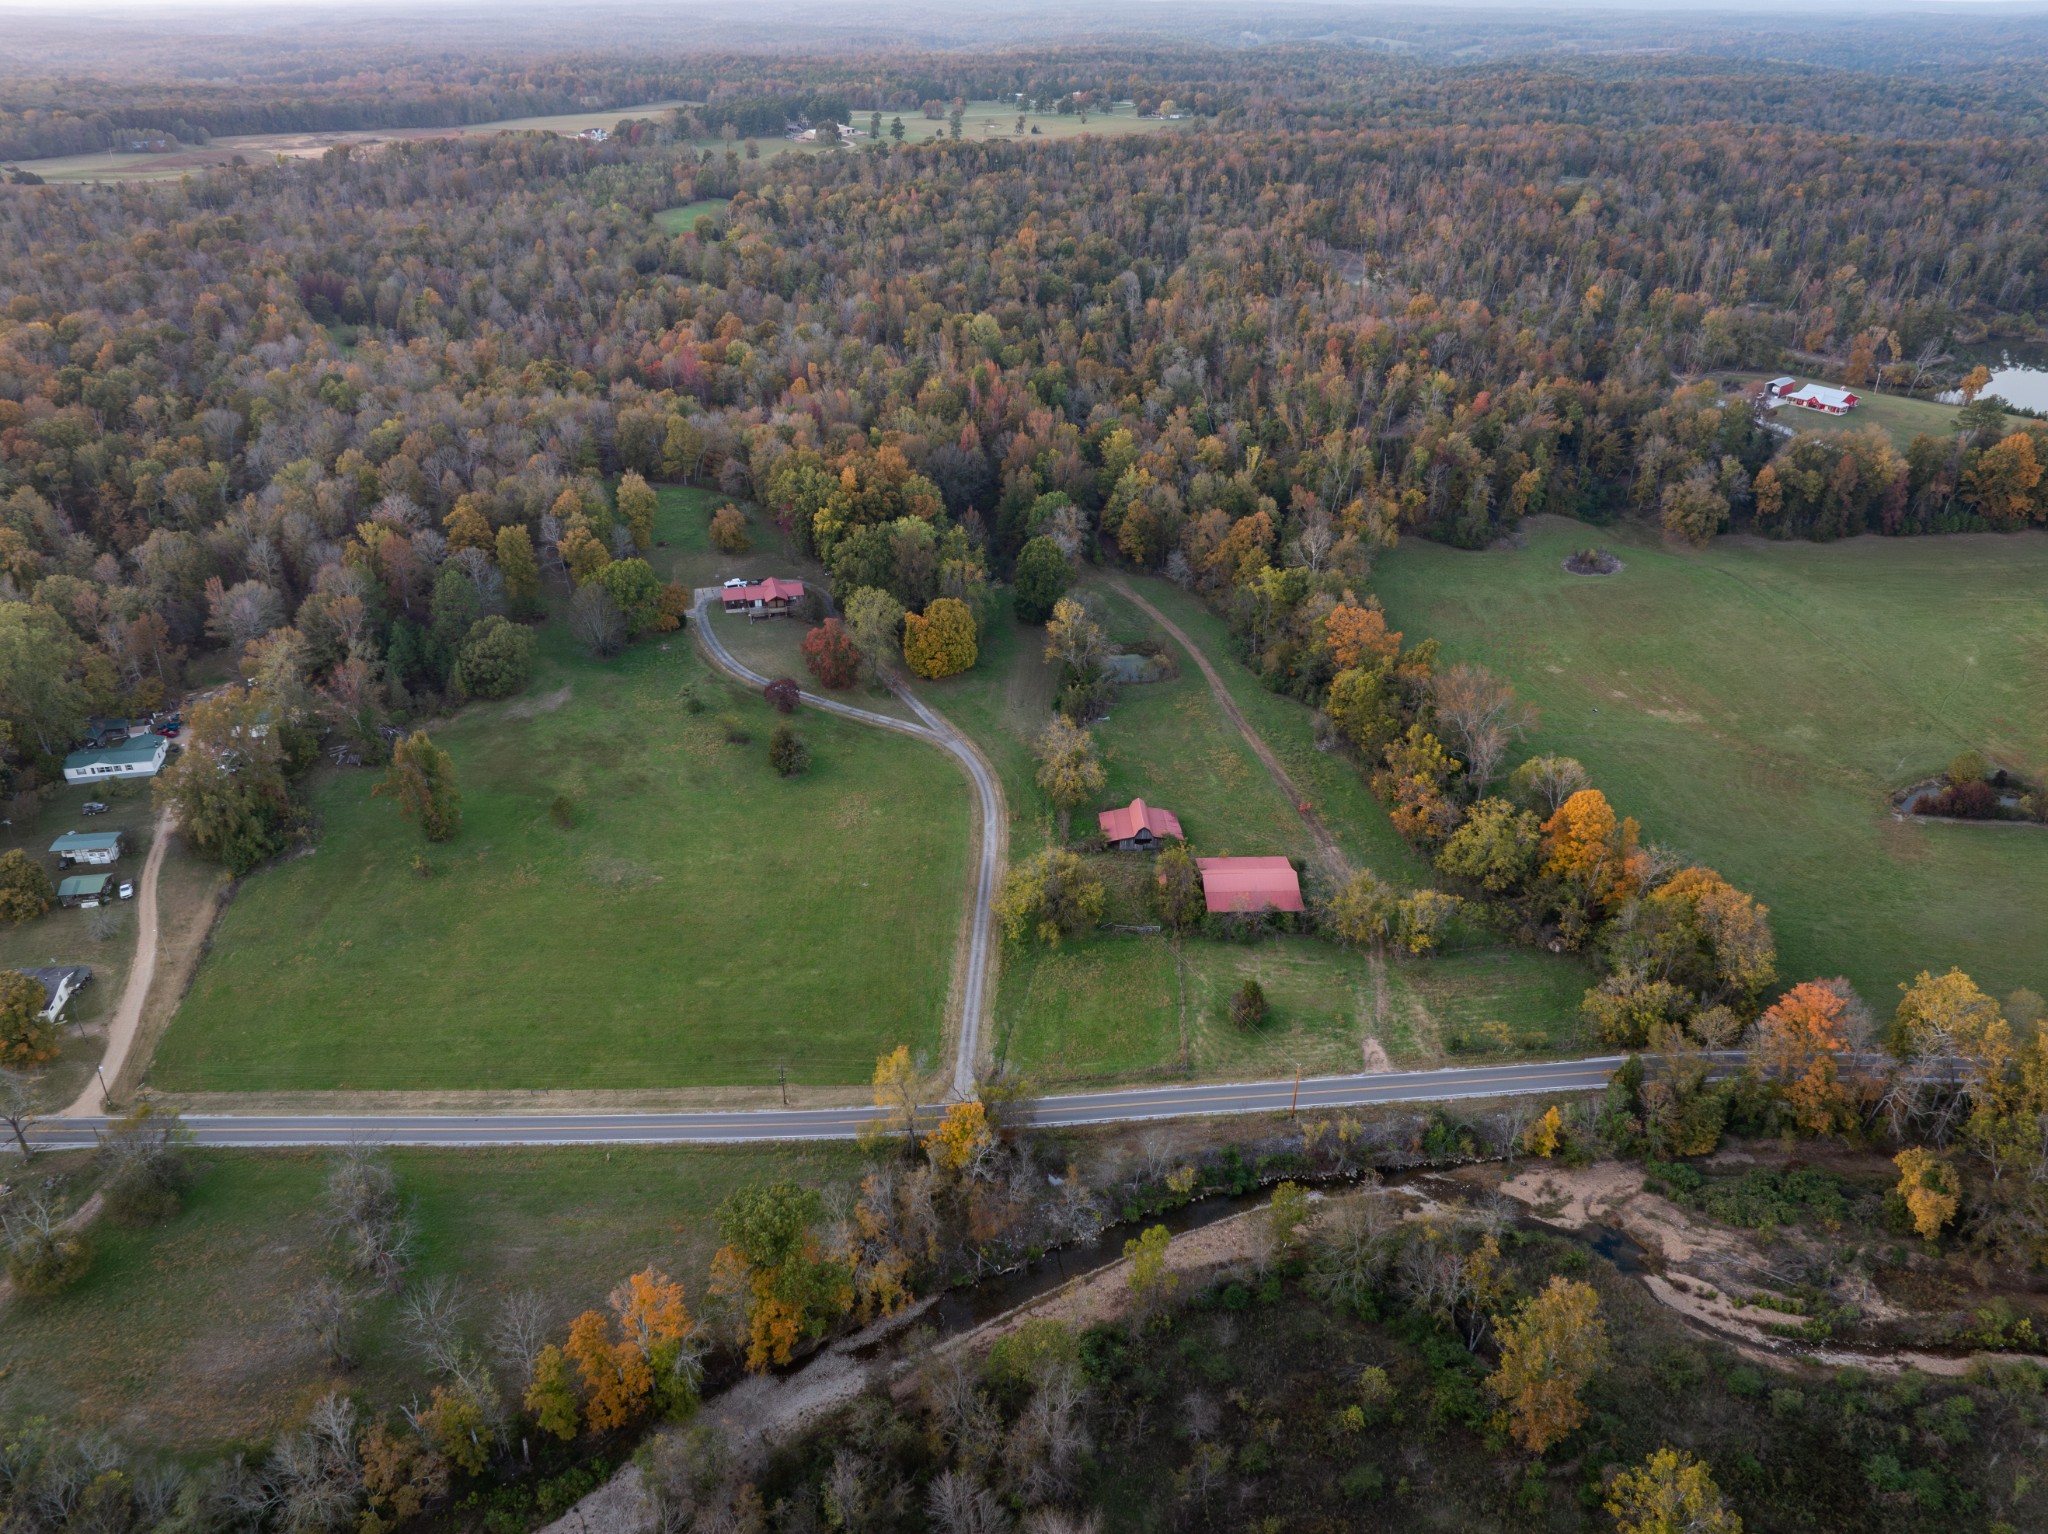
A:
[63,738,168,784]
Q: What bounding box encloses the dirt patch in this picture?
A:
[505,684,574,719]
[1562,548,1624,576]
[1497,1161,1645,1228]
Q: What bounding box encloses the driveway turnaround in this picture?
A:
[25,1057,1624,1149]
[691,593,1003,1098]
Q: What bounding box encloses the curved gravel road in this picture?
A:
[691,593,1003,1098]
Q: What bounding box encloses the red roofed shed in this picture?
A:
[1196,856,1304,914]
[1098,797,1184,850]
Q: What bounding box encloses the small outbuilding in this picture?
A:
[11,965,91,1021]
[50,830,124,867]
[63,737,168,784]
[1195,856,1304,915]
[57,873,116,908]
[720,577,806,618]
[1099,798,1184,851]
[1764,376,1799,397]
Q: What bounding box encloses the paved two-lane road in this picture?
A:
[25,1057,1624,1149]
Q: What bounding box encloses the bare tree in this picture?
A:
[1508,754,1589,817]
[269,1394,363,1532]
[1430,662,1537,795]
[292,1275,365,1367]
[568,582,627,658]
[926,1469,1010,1534]
[400,1275,469,1376]
[488,1289,556,1379]
[321,1146,413,1292]
[0,1068,46,1158]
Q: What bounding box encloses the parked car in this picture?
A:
[722,577,749,588]
[153,718,182,737]
[81,801,110,816]
[118,881,134,900]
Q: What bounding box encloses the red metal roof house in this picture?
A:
[1099,797,1184,850]
[721,577,806,617]
[1781,383,1860,415]
[1195,856,1304,914]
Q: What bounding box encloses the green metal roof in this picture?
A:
[49,831,122,854]
[57,874,114,898]
[63,740,164,769]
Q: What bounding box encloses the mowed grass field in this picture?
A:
[151,614,970,1092]
[1374,516,2048,1002]
[995,933,1591,1086]
[0,1143,863,1450]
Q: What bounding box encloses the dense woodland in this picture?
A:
[6,15,2048,1531]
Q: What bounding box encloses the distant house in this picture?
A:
[11,965,91,1021]
[579,127,609,143]
[720,577,806,618]
[57,873,116,908]
[1782,383,1860,415]
[1195,856,1304,915]
[63,737,168,784]
[50,830,124,867]
[1099,798,1183,851]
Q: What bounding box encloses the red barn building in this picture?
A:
[1098,798,1184,851]
[1195,856,1304,914]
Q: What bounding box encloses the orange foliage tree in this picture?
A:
[1754,978,1864,1134]
[560,1266,696,1431]
[1540,788,1644,912]
[1325,600,1402,670]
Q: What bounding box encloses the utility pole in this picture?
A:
[777,1063,789,1107]
[95,1063,111,1114]
[1290,1061,1300,1119]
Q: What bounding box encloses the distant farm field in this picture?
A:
[151,619,969,1092]
[1374,516,2048,1002]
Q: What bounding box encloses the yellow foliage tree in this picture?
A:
[902,597,978,679]
[558,516,611,585]
[1893,1147,1959,1240]
[442,495,494,553]
[616,471,658,551]
[1123,1223,1177,1325]
[1523,1105,1564,1158]
[923,1099,994,1174]
[1488,1276,1610,1453]
[524,1343,580,1440]
[1606,1447,1743,1534]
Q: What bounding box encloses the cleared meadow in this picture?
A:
[1374,516,2048,1001]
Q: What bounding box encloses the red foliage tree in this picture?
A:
[800,620,860,690]
[764,677,800,714]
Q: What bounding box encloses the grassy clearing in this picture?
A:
[1728,373,1964,449]
[994,928,1592,1086]
[1375,515,2048,1001]
[0,1143,864,1451]
[1093,577,1430,881]
[151,616,969,1092]
[653,199,730,235]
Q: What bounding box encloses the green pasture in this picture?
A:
[1374,516,2048,1002]
[151,619,969,1092]
[0,1142,863,1450]
[993,929,1591,1087]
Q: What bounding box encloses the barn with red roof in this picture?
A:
[1195,856,1304,914]
[1098,797,1183,851]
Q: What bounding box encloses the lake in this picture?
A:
[1945,344,2048,412]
